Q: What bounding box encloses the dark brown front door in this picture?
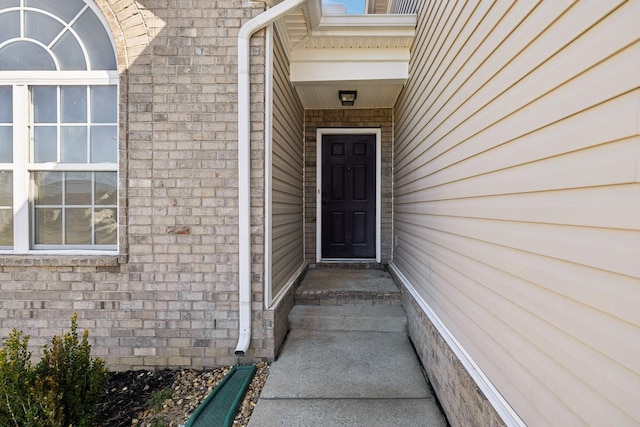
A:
[321,134,376,258]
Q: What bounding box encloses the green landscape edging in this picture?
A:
[185,364,257,427]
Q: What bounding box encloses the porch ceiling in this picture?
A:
[272,0,417,109]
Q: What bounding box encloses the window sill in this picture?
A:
[0,254,126,267]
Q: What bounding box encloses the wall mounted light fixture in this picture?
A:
[338,90,357,106]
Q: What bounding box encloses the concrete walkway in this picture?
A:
[248,268,447,426]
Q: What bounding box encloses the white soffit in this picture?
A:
[295,81,403,109]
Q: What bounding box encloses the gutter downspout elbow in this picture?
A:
[235,0,308,356]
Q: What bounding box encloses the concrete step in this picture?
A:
[295,288,402,306]
[294,268,403,306]
[289,305,407,332]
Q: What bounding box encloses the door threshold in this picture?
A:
[313,260,385,270]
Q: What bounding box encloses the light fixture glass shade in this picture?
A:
[338,90,357,106]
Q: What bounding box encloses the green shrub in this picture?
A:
[0,314,108,427]
[0,329,41,426]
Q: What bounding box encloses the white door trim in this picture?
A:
[316,128,381,263]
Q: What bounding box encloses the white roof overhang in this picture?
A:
[272,0,417,109]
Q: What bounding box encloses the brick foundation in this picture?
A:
[392,271,507,427]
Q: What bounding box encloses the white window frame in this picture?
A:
[0,0,120,255]
[0,72,119,255]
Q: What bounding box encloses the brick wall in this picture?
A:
[396,278,507,427]
[0,0,273,370]
[304,109,394,264]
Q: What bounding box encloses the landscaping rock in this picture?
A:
[95,362,269,427]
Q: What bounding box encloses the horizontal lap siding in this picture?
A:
[394,1,640,425]
[271,28,304,300]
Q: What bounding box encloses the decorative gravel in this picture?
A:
[95,362,269,427]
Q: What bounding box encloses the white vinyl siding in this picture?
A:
[393,1,640,426]
[270,27,304,303]
[387,0,418,14]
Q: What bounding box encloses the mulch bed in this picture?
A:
[95,370,178,426]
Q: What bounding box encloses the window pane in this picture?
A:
[91,86,117,123]
[90,126,116,163]
[0,85,12,122]
[33,86,57,123]
[52,31,87,71]
[25,11,65,46]
[64,172,93,206]
[0,209,12,246]
[0,11,20,44]
[0,41,56,71]
[0,0,20,9]
[65,207,91,244]
[25,0,85,22]
[61,86,87,123]
[95,208,116,244]
[61,126,87,162]
[34,172,62,205]
[0,128,12,163]
[95,172,116,205]
[0,86,12,162]
[0,171,11,205]
[65,172,91,205]
[35,208,62,244]
[0,169,12,247]
[31,171,117,248]
[33,126,57,162]
[72,10,116,70]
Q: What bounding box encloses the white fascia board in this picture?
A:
[303,0,417,36]
[319,14,417,27]
[291,60,408,83]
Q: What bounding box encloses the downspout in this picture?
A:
[235,0,308,355]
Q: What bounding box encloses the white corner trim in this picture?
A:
[388,263,527,427]
[264,24,274,309]
[267,261,307,310]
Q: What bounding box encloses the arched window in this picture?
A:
[0,0,118,253]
